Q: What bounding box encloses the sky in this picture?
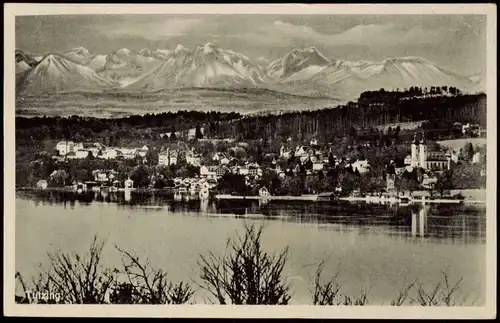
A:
[16,14,487,76]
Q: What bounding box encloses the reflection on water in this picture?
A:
[16,190,486,244]
[15,189,487,305]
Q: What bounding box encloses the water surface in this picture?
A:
[15,190,486,305]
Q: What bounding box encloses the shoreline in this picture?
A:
[16,188,486,204]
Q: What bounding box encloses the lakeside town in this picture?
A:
[21,119,486,204]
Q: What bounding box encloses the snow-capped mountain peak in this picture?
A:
[67,47,92,58]
[266,47,332,81]
[174,44,189,55]
[116,48,132,56]
[139,48,152,57]
[124,44,268,91]
[153,49,172,60]
[201,42,216,54]
[16,53,112,94]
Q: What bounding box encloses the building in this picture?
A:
[185,150,201,166]
[158,148,178,166]
[102,148,123,159]
[120,148,138,159]
[351,159,370,173]
[56,141,74,156]
[238,167,250,176]
[422,175,438,189]
[212,152,228,162]
[36,180,48,189]
[280,145,292,159]
[472,152,482,164]
[200,166,217,178]
[75,150,90,159]
[137,146,149,158]
[386,174,396,196]
[124,178,134,189]
[187,127,204,140]
[295,146,314,158]
[407,134,450,170]
[216,165,229,177]
[259,187,271,197]
[312,163,324,171]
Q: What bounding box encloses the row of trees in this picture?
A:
[206,92,485,142]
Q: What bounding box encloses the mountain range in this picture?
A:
[15,44,484,101]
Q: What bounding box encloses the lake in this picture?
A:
[15,190,487,305]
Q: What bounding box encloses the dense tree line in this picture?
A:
[15,111,242,143]
[207,91,486,142]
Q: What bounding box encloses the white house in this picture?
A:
[185,150,201,166]
[158,148,178,166]
[73,142,84,151]
[200,166,217,178]
[472,152,482,164]
[312,163,324,171]
[120,148,138,159]
[212,152,228,162]
[102,149,122,159]
[351,159,370,173]
[56,141,74,156]
[75,150,90,159]
[124,178,134,189]
[238,167,250,175]
[158,151,169,166]
[36,180,48,189]
[259,187,271,197]
[280,145,292,159]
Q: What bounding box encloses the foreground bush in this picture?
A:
[16,236,194,304]
[198,223,291,304]
[16,226,473,306]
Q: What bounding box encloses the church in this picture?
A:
[405,134,451,171]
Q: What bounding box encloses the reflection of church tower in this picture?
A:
[419,133,428,169]
[411,204,430,238]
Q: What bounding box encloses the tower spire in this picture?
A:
[420,131,426,144]
[412,133,418,144]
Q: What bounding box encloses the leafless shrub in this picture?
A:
[311,260,341,305]
[413,271,465,306]
[198,223,291,305]
[15,236,114,304]
[115,246,195,304]
[390,278,418,306]
[341,292,369,306]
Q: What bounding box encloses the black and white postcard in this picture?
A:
[3,3,497,319]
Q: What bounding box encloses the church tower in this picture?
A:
[419,133,428,169]
[411,134,419,167]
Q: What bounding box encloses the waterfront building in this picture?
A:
[259,187,271,197]
[124,178,134,189]
[36,180,48,189]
